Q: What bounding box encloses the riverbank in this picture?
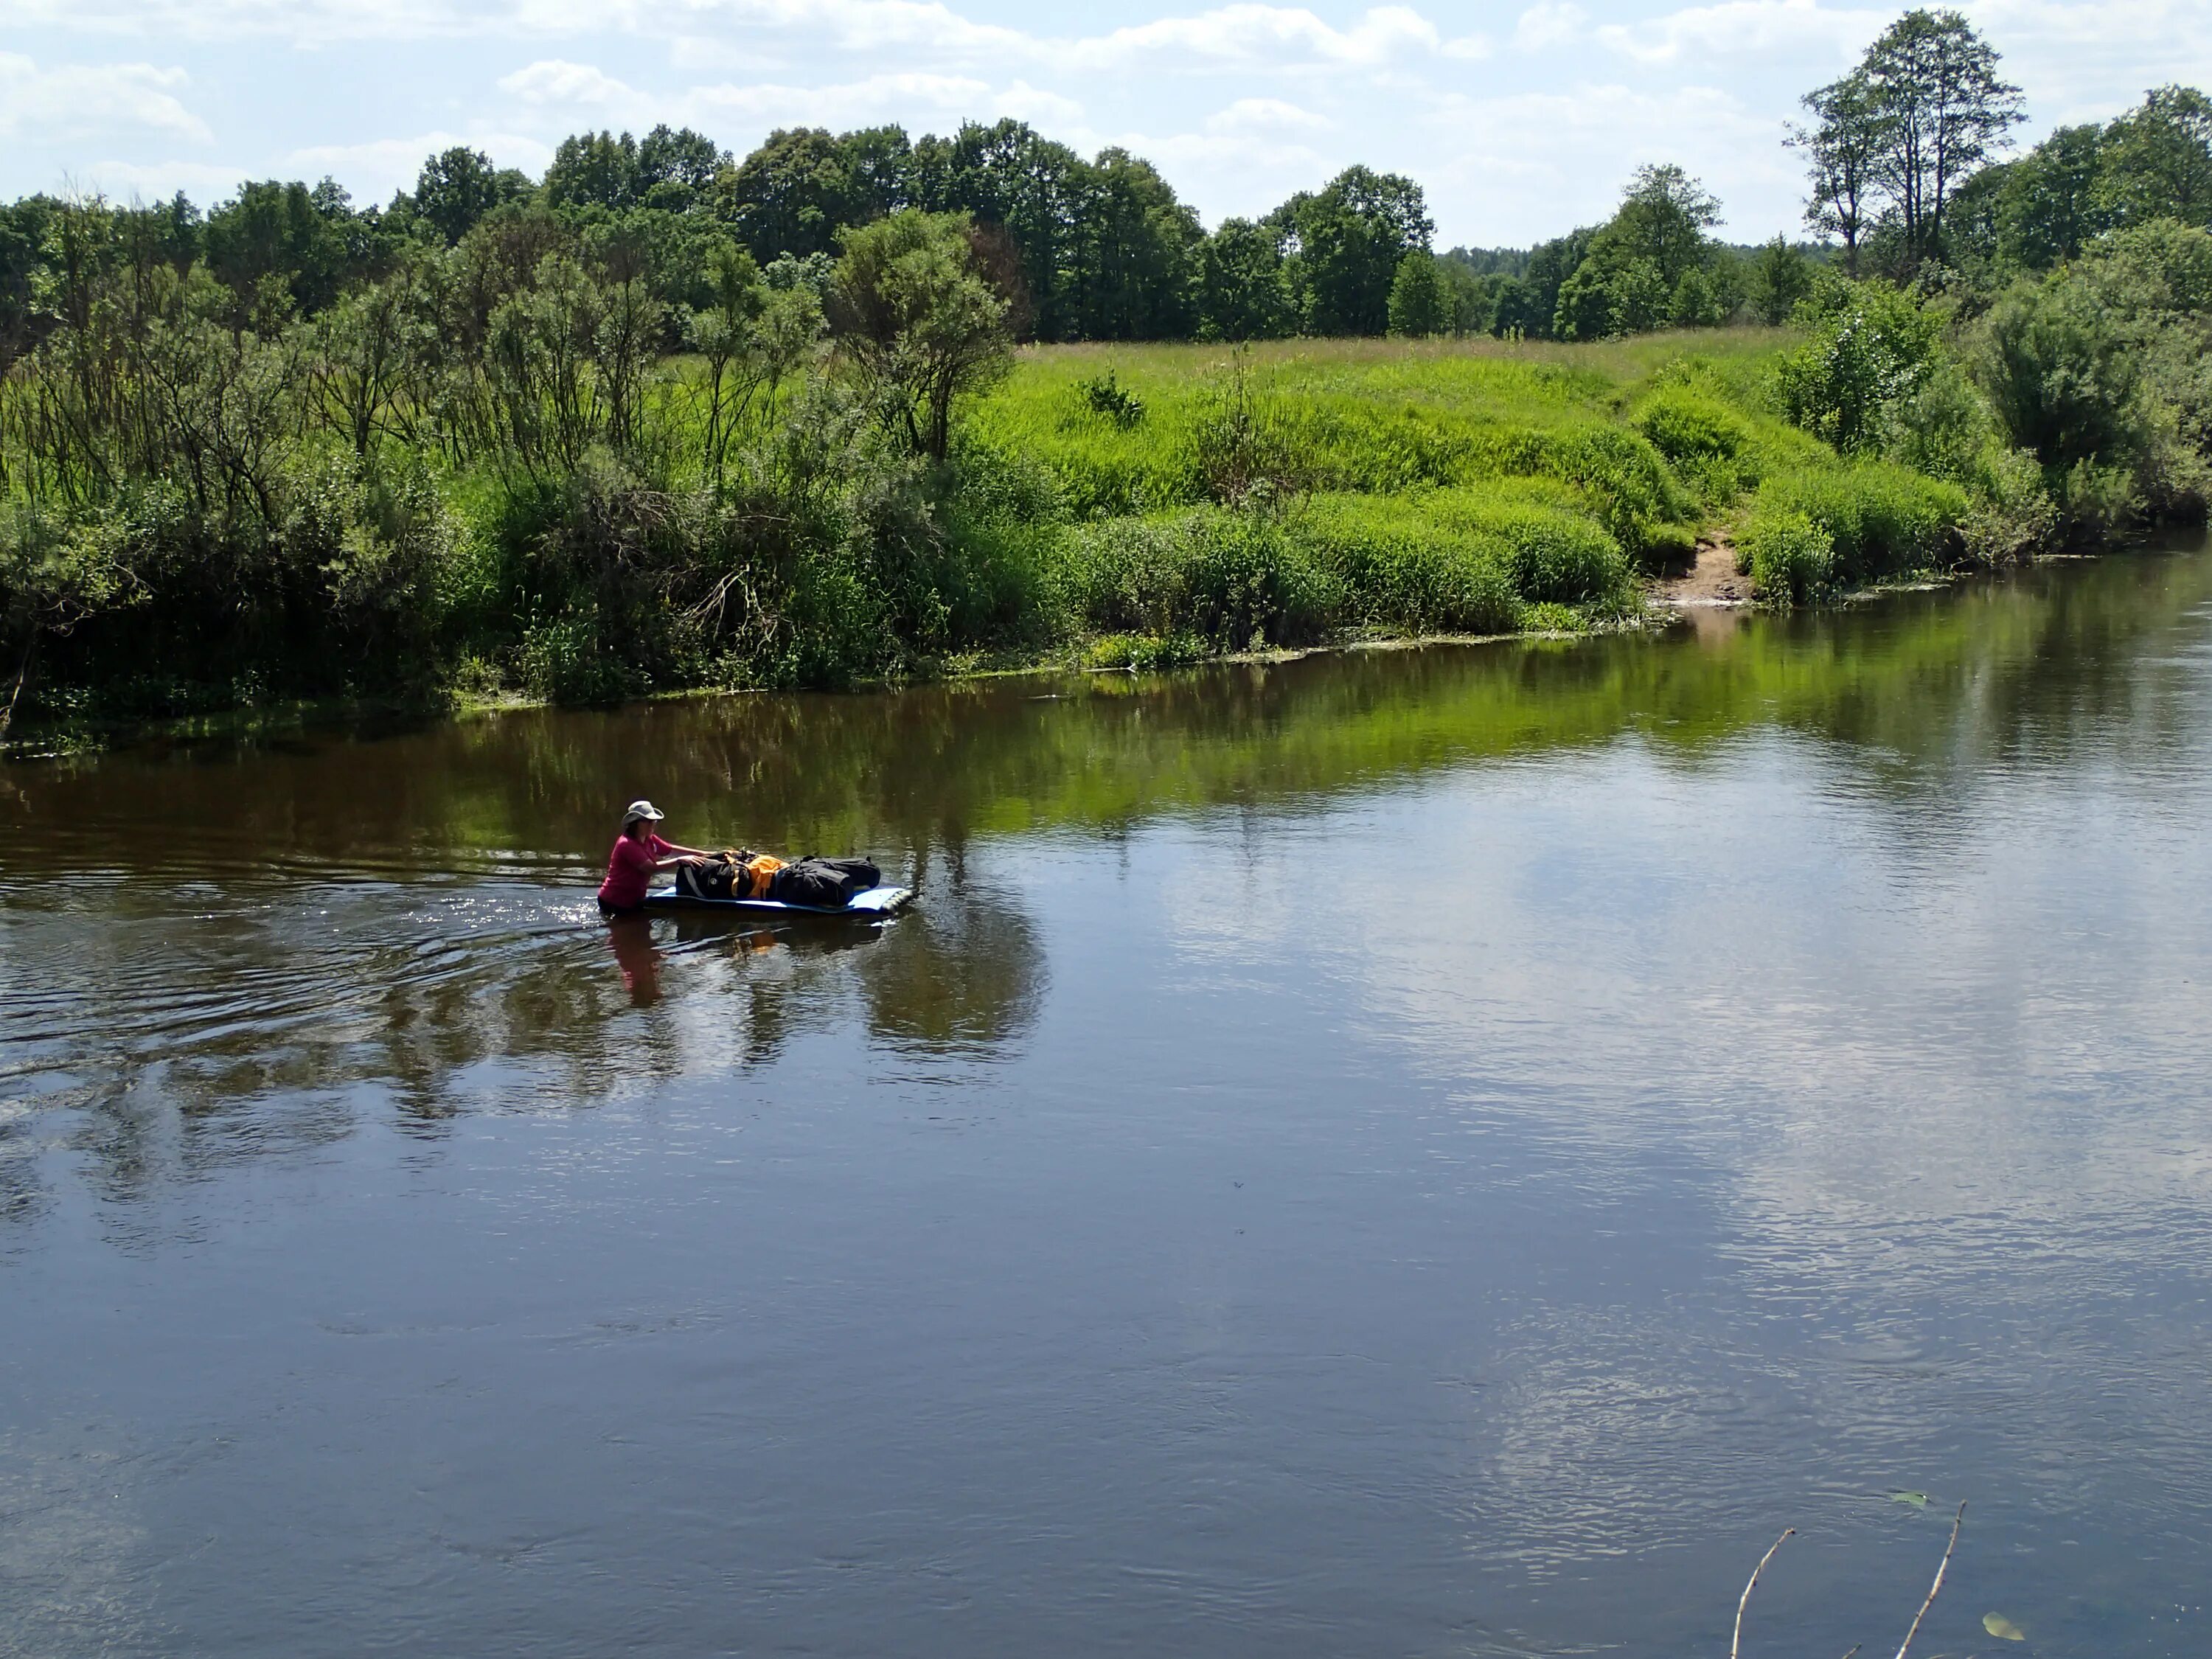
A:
[7,324,2042,745]
[0,549,2089,762]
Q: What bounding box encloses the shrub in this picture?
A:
[1075,370,1146,428]
[939,444,1071,647]
[1417,490,1634,607]
[1062,508,1338,649]
[1961,446,2060,566]
[1635,389,1753,467]
[1739,509,1835,605]
[1970,272,2156,479]
[518,610,632,704]
[1750,462,1967,583]
[1292,495,1523,634]
[1778,277,1944,453]
[1879,359,2000,486]
[1635,387,1761,508]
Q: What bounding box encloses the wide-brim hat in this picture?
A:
[622,799,666,825]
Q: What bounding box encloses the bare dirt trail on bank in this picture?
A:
[1655,533,1750,607]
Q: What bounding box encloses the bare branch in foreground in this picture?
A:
[1893,1501,1966,1659]
[1731,1528,1795,1659]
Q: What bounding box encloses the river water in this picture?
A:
[4,546,2211,1658]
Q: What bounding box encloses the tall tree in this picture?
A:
[1608,163,1721,285]
[1997,124,2113,267]
[205,178,349,318]
[1498,228,1593,338]
[2099,85,2212,227]
[1860,9,2023,268]
[1273,166,1431,336]
[1065,149,1201,341]
[1386,251,1449,336]
[544,131,643,212]
[636,125,728,211]
[911,121,1088,341]
[1196,218,1293,341]
[412,147,526,246]
[1792,71,1883,275]
[718,128,902,263]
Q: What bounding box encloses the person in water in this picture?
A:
[597,800,714,916]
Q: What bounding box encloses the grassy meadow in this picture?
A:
[943,327,1973,670]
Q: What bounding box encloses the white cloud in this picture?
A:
[709,0,1034,58]
[66,159,248,201]
[1514,1,1587,51]
[1204,96,1332,133]
[0,52,209,142]
[1592,0,1885,66]
[499,58,632,105]
[1068,4,1442,69]
[992,80,1086,129]
[0,0,490,44]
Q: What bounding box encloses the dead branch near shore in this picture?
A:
[1729,1501,1964,1659]
[1893,1503,1966,1659]
[1731,1528,1794,1659]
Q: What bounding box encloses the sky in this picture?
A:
[3,0,2209,248]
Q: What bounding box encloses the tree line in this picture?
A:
[4,10,2208,364]
[0,119,1432,366]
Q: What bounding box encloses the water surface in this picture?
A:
[5,546,2212,1657]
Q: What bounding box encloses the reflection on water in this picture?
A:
[3,543,2211,1658]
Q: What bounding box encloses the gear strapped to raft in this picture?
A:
[675,852,882,909]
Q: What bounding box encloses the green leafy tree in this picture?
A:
[204,179,349,318]
[827,209,1013,459]
[1609,164,1721,285]
[1273,167,1432,336]
[1792,72,1882,275]
[310,262,430,454]
[1551,259,1617,339]
[911,120,1088,341]
[1386,250,1449,336]
[1669,266,1725,327]
[636,125,728,212]
[1778,277,1945,451]
[413,147,526,246]
[1066,149,1202,341]
[1435,257,1496,335]
[1197,218,1293,341]
[1994,124,2112,268]
[2099,86,2212,228]
[1972,268,2158,483]
[719,127,904,264]
[1747,237,1816,323]
[546,131,644,212]
[1549,165,1722,338]
[1495,229,1591,337]
[1860,10,2025,268]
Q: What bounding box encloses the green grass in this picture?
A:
[953,327,1944,650]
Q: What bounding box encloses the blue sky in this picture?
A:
[3,0,2206,246]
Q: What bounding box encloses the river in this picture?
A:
[4,545,2211,1658]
